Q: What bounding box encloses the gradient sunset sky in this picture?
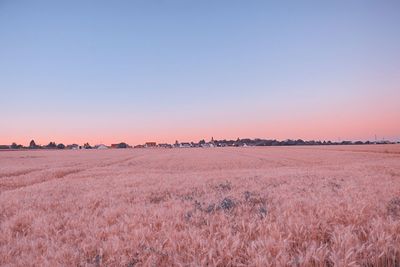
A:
[1,0,399,145]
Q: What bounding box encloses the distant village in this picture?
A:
[0,137,398,150]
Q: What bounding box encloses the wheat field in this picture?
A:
[1,145,400,266]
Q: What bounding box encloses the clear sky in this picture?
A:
[1,0,399,145]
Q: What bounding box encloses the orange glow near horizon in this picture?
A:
[2,114,399,146]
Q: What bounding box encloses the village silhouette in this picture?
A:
[1,137,397,150]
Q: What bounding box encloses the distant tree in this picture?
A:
[11,142,19,149]
[296,139,305,145]
[46,142,57,149]
[57,143,65,149]
[29,140,37,148]
[84,143,92,149]
[271,140,280,146]
[199,139,206,145]
[341,141,352,145]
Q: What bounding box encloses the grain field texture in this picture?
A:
[1,145,400,266]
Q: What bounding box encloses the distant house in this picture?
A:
[134,144,145,148]
[145,142,157,148]
[179,142,192,148]
[174,141,180,148]
[191,143,199,148]
[95,144,108,149]
[158,143,172,148]
[66,144,79,150]
[118,143,128,148]
[111,143,128,148]
[201,142,215,148]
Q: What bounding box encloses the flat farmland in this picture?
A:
[1,145,400,266]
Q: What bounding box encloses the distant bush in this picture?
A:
[10,143,23,149]
[57,143,65,149]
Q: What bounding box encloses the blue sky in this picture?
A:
[1,1,399,144]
